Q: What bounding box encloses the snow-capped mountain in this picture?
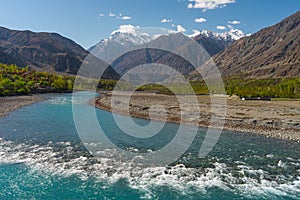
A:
[191,11,300,79]
[221,28,247,41]
[107,31,152,46]
[88,25,247,70]
[106,31,239,76]
[190,29,246,42]
[88,25,159,63]
[190,30,238,57]
[88,32,153,63]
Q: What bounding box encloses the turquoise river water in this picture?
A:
[0,92,299,199]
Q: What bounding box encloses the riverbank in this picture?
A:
[0,95,43,118]
[93,91,300,142]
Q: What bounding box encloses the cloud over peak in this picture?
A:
[189,30,201,37]
[187,0,236,11]
[177,25,186,33]
[216,25,227,30]
[111,24,139,35]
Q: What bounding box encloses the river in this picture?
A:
[0,92,299,199]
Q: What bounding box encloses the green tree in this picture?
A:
[51,76,66,90]
[1,78,14,95]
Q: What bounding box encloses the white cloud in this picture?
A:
[187,0,236,11]
[122,16,132,20]
[217,25,227,30]
[194,17,207,23]
[109,12,116,17]
[177,25,186,33]
[111,24,138,35]
[99,13,104,17]
[187,3,194,9]
[161,18,173,23]
[189,30,201,37]
[109,12,132,20]
[168,29,177,34]
[228,20,240,25]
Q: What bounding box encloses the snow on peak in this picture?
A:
[226,26,246,40]
[111,24,140,35]
[109,25,155,46]
[190,28,246,41]
[109,31,152,46]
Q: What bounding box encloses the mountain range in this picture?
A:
[0,11,299,80]
[191,11,300,79]
[0,27,119,79]
[89,29,241,76]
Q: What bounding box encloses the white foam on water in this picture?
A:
[47,94,91,105]
[0,138,299,199]
[48,97,71,105]
[266,154,274,158]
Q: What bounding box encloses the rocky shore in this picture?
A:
[0,95,43,118]
[93,91,300,142]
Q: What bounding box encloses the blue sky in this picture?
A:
[0,0,299,49]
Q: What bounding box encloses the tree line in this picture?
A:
[123,78,300,98]
[1,63,300,98]
[0,64,74,96]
